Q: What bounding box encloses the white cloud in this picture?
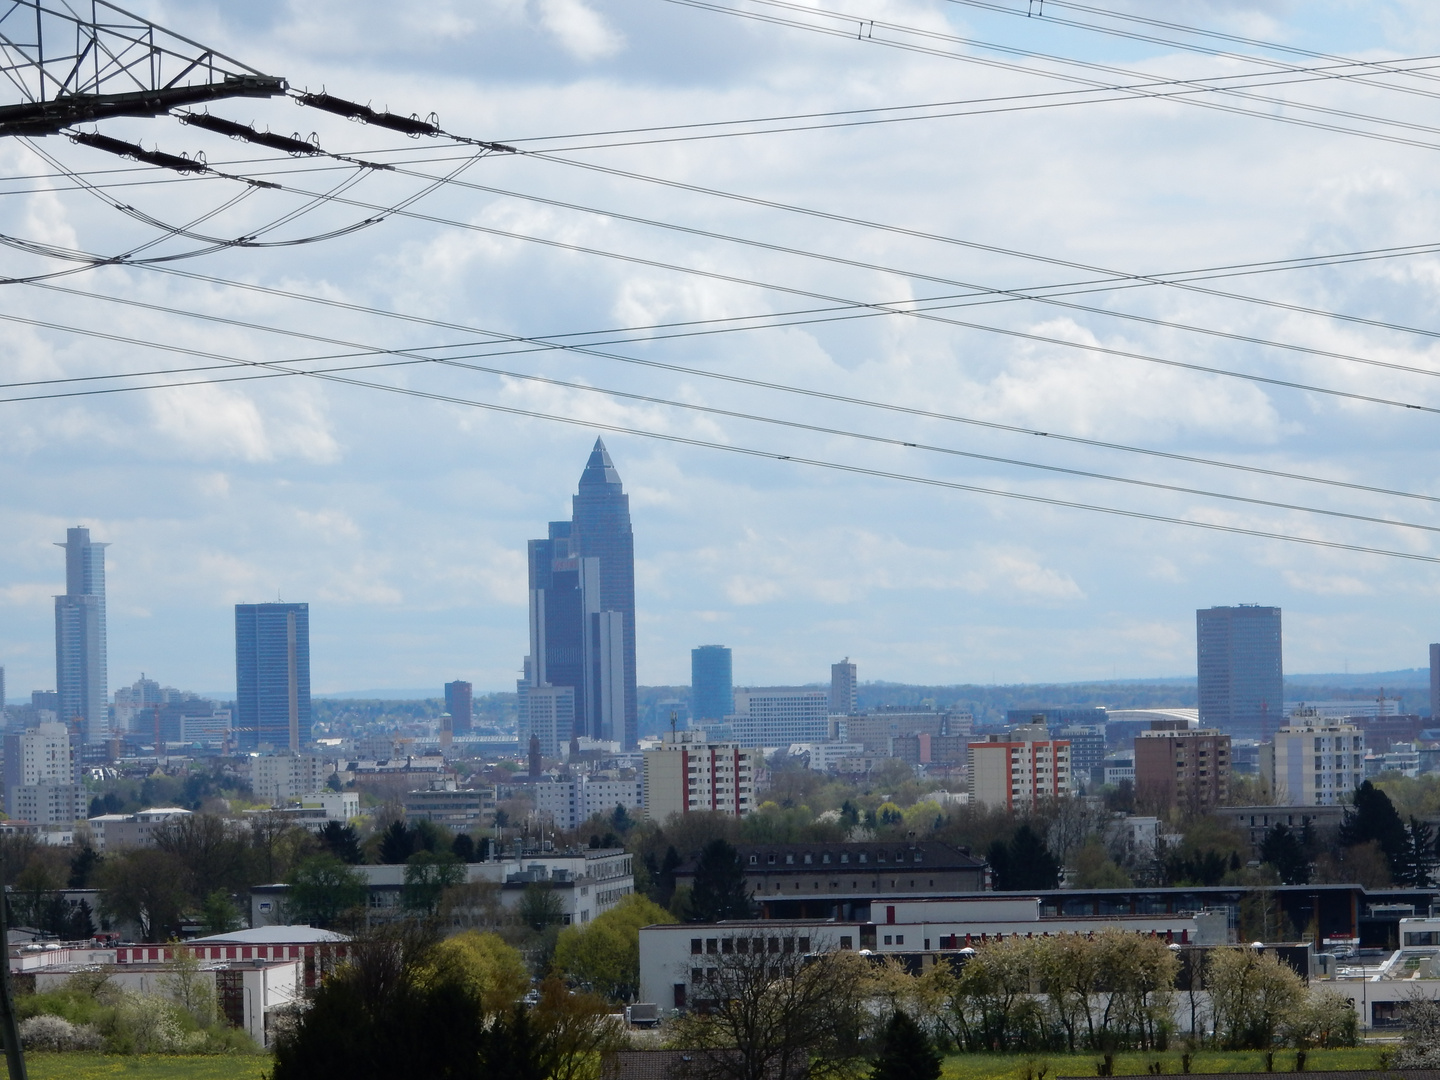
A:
[534,0,624,61]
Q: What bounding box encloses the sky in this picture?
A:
[3,0,1440,696]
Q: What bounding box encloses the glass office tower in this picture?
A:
[1197,605,1283,741]
[54,526,108,744]
[691,645,733,724]
[235,602,311,752]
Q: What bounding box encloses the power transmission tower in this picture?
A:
[0,0,284,137]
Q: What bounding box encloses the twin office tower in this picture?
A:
[521,440,638,754]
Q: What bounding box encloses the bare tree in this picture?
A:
[669,932,872,1080]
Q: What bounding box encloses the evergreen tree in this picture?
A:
[870,1010,942,1080]
[655,845,682,907]
[1341,781,1408,878]
[452,834,477,862]
[1400,817,1437,888]
[1005,824,1061,891]
[985,839,1010,890]
[378,820,416,864]
[318,821,364,864]
[68,845,102,889]
[1259,824,1309,885]
[686,838,753,922]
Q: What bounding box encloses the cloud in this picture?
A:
[534,0,625,60]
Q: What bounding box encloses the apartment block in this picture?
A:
[1261,708,1363,806]
[1133,728,1231,812]
[643,729,761,820]
[968,725,1071,810]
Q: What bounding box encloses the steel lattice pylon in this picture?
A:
[0,0,284,136]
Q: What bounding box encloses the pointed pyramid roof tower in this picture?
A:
[577,437,623,490]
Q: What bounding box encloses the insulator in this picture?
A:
[70,131,207,173]
[297,92,374,122]
[181,112,321,156]
[368,111,441,137]
[181,112,253,139]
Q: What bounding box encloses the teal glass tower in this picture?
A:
[235,602,311,752]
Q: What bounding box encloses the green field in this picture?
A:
[941,1047,1383,1079]
[25,1053,271,1080]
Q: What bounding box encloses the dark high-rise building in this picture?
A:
[521,439,638,750]
[445,680,473,734]
[1430,643,1439,720]
[235,603,311,752]
[691,645,733,723]
[830,658,857,715]
[54,527,108,745]
[1197,605,1283,742]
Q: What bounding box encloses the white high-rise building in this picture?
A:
[3,721,85,825]
[1261,708,1363,806]
[643,729,761,820]
[729,688,829,747]
[55,527,108,744]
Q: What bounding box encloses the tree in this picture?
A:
[96,848,188,942]
[1205,947,1306,1050]
[317,821,364,864]
[870,1010,941,1080]
[68,845,102,889]
[200,889,241,934]
[288,854,368,929]
[452,834,477,862]
[1399,817,1437,887]
[1259,824,1309,885]
[670,935,872,1080]
[378,820,416,864]
[1340,780,1408,878]
[554,893,676,1002]
[1396,994,1440,1068]
[518,882,563,931]
[431,931,530,1015]
[991,824,1061,891]
[1070,841,1131,889]
[272,922,541,1080]
[686,839,753,923]
[153,813,250,903]
[402,850,466,915]
[531,976,628,1080]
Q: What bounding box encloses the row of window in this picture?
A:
[747,850,923,866]
[690,935,812,955]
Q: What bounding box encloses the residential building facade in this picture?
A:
[968,726,1071,810]
[3,721,84,824]
[643,729,761,819]
[830,658,857,715]
[251,753,326,805]
[1262,709,1363,805]
[1133,728,1231,812]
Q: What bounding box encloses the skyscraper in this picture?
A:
[54,526,108,744]
[691,645,733,723]
[1430,643,1439,722]
[830,657,857,715]
[235,603,311,752]
[1197,605,1283,741]
[521,440,638,750]
[445,680,473,734]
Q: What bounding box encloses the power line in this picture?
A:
[3,310,1432,565]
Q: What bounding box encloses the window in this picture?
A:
[706,938,718,954]
[859,854,867,864]
[804,853,813,864]
[895,851,905,862]
[722,938,734,954]
[877,852,886,863]
[884,935,893,945]
[768,854,776,865]
[736,938,749,954]
[799,937,810,952]
[823,853,831,863]
[895,935,904,945]
[841,853,850,864]
[691,968,704,984]
[749,855,758,865]
[840,936,853,950]
[785,854,795,865]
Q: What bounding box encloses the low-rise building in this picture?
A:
[250,847,634,930]
[674,840,989,920]
[403,779,496,829]
[1213,804,1346,856]
[86,807,191,852]
[638,895,1216,1009]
